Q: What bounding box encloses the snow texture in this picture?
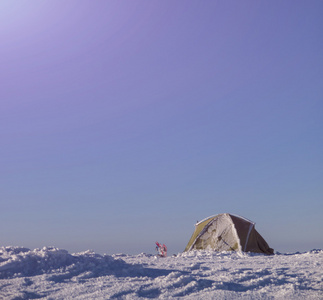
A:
[0,246,322,299]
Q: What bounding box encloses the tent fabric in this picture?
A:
[184,213,274,255]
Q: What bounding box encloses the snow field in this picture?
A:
[0,246,322,299]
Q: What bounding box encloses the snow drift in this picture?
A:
[0,246,322,299]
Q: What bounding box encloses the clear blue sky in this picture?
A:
[1,1,322,254]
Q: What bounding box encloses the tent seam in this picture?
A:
[228,215,242,252]
[244,223,255,252]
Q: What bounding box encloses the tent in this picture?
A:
[184,213,274,255]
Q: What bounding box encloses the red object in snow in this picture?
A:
[155,242,167,257]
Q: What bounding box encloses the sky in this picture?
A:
[1,0,322,255]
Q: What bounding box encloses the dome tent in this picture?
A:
[184,213,274,255]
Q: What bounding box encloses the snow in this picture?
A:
[0,246,322,299]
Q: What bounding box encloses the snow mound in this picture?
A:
[0,246,129,280]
